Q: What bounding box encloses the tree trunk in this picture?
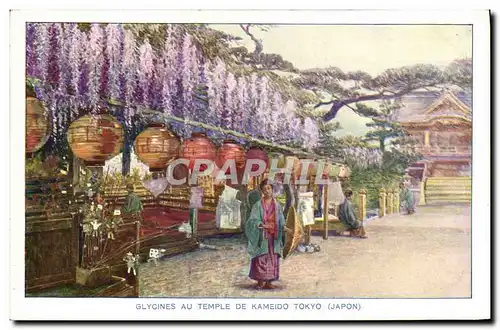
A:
[379,138,386,153]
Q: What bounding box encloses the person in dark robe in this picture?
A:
[399,182,415,215]
[245,179,291,290]
[338,189,368,239]
[123,184,143,223]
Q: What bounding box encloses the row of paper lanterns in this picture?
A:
[26,99,348,179]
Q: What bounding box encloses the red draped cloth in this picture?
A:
[249,199,280,282]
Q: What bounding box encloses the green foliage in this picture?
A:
[443,58,472,92]
[26,153,66,179]
[360,100,405,152]
[314,133,368,158]
[346,166,402,209]
[342,144,420,209]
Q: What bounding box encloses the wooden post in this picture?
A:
[379,188,386,217]
[134,221,140,297]
[72,156,81,187]
[359,189,367,225]
[191,208,198,239]
[322,184,329,240]
[386,189,393,214]
[394,188,401,214]
[424,130,430,147]
[305,226,312,245]
[238,185,248,230]
[418,181,427,206]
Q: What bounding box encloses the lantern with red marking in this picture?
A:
[26,96,50,154]
[134,123,180,172]
[216,139,246,174]
[181,132,216,172]
[245,146,269,173]
[67,114,123,166]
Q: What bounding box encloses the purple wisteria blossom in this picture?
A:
[24,23,322,148]
[105,24,122,101]
[88,24,104,110]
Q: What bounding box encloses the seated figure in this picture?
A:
[338,189,368,239]
[123,184,144,223]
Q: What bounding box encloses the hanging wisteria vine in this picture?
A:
[343,147,384,169]
[25,22,320,148]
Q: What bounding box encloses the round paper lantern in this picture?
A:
[135,123,180,172]
[307,161,330,178]
[285,156,301,177]
[268,152,285,168]
[182,132,216,171]
[67,114,123,166]
[297,158,315,178]
[172,163,189,186]
[26,96,50,154]
[339,165,351,178]
[246,147,269,172]
[322,162,333,178]
[216,140,246,174]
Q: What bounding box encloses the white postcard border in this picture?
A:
[9,9,490,321]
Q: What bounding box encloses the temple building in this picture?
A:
[394,89,472,205]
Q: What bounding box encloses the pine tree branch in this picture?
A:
[239,24,263,58]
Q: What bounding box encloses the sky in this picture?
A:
[210,24,472,75]
[210,24,472,137]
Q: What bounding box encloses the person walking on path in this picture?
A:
[245,179,291,290]
[399,182,415,215]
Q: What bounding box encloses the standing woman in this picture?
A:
[399,182,415,215]
[245,179,291,290]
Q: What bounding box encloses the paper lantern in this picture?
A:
[322,162,333,178]
[172,163,189,182]
[246,147,269,172]
[164,163,189,187]
[26,96,50,154]
[135,123,180,172]
[216,140,246,174]
[67,114,123,166]
[339,165,351,178]
[327,164,341,178]
[308,161,331,178]
[285,156,301,177]
[182,132,216,171]
[268,152,285,168]
[297,158,315,178]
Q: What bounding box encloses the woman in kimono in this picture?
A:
[245,179,291,289]
[399,182,415,215]
[338,189,368,238]
[123,184,144,223]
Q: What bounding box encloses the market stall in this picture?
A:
[23,22,348,295]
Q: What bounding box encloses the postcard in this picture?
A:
[9,9,491,321]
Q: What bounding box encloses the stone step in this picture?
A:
[426,183,471,188]
[426,200,471,204]
[426,196,471,201]
[426,184,471,189]
[427,182,471,186]
[426,189,471,194]
[426,194,471,199]
[426,197,471,201]
[427,178,471,183]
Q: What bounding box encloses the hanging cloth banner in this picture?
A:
[189,187,204,209]
[297,192,315,226]
[328,181,345,205]
[220,184,239,202]
[216,185,242,229]
[142,178,170,198]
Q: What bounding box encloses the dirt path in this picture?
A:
[139,204,471,298]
